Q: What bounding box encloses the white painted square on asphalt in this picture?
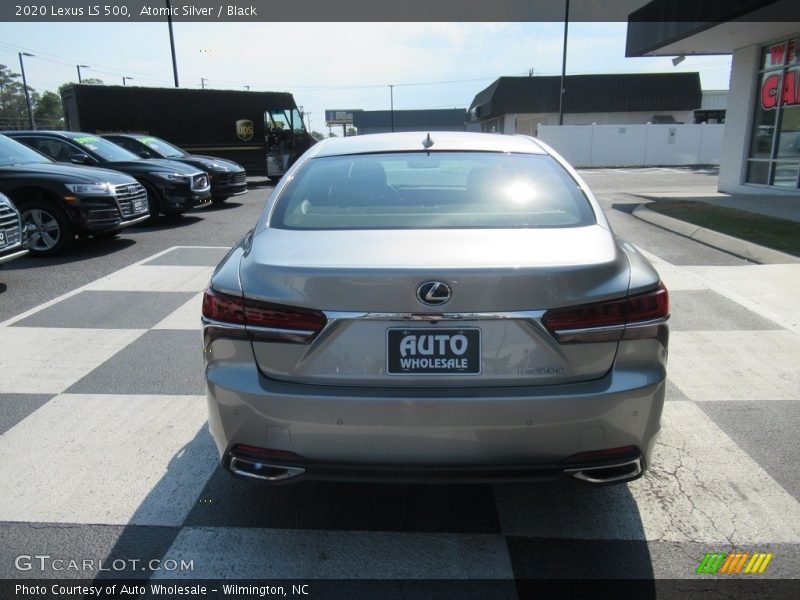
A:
[494,401,800,544]
[668,330,800,401]
[0,327,145,394]
[0,394,217,527]
[155,527,514,579]
[682,264,800,334]
[153,292,204,330]
[85,265,214,293]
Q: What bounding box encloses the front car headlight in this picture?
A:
[149,171,190,182]
[64,183,113,195]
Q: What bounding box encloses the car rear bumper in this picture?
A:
[205,338,666,484]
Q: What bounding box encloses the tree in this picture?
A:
[0,63,37,129]
[34,91,63,128]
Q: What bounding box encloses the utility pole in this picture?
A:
[123,76,133,86]
[77,64,89,83]
[389,84,394,132]
[18,52,34,130]
[166,0,179,87]
[558,0,569,126]
[201,78,206,89]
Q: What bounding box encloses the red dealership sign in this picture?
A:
[761,68,799,110]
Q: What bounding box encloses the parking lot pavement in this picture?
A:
[1,239,799,591]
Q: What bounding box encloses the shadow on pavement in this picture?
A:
[2,236,137,270]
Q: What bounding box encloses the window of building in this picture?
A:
[746,36,800,188]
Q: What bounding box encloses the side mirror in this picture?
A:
[71,153,95,165]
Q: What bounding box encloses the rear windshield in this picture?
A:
[270,152,595,229]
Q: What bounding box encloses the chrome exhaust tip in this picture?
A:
[229,456,306,482]
[563,456,643,485]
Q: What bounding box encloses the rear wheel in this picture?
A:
[19,200,74,256]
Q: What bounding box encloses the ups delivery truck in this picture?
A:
[60,84,316,177]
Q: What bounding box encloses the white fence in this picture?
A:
[537,123,725,168]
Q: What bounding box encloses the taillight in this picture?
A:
[245,300,327,332]
[542,283,669,336]
[202,287,327,334]
[202,286,245,323]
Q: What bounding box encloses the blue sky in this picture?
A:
[0,22,732,132]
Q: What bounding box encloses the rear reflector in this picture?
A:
[563,445,639,463]
[231,444,307,462]
[542,283,669,333]
[202,287,327,334]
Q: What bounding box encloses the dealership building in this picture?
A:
[627,0,800,194]
[468,73,702,136]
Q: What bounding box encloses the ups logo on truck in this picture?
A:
[235,119,254,142]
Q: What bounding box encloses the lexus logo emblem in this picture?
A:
[417,281,452,306]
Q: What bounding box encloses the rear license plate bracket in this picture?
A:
[386,327,481,375]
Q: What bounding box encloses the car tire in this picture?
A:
[141,181,161,219]
[19,200,75,256]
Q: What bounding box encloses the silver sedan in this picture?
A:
[202,132,669,485]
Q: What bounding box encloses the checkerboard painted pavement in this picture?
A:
[1,245,799,588]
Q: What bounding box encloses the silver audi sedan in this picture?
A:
[203,132,668,485]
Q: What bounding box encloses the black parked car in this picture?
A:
[102,134,247,203]
[0,192,28,265]
[5,131,211,218]
[0,134,149,255]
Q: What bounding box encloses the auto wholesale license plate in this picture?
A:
[133,199,145,213]
[386,328,481,375]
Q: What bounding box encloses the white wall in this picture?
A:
[538,123,725,167]
[506,110,695,135]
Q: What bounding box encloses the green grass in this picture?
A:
[646,200,800,257]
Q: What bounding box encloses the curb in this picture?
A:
[632,204,800,265]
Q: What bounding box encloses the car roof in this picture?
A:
[103,133,147,140]
[307,131,547,158]
[5,130,96,140]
